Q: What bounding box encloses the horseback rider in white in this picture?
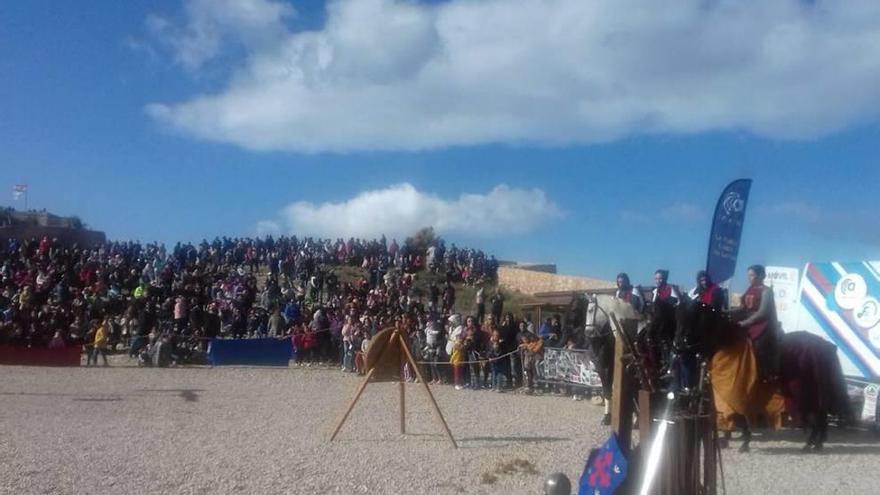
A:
[614,272,644,314]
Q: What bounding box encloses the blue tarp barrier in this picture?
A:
[208,338,292,366]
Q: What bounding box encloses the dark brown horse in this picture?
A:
[682,301,851,451]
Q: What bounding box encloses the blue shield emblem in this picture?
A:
[579,434,628,495]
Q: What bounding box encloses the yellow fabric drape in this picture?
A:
[710,339,785,431]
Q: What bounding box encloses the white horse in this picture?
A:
[584,293,646,424]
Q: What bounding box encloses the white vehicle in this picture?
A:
[768,262,880,425]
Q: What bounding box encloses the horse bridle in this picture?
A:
[584,295,613,339]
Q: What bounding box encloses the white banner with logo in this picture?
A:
[766,266,800,333]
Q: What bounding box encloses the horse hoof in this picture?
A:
[802,444,813,452]
[738,444,750,453]
[813,443,824,452]
[601,414,612,426]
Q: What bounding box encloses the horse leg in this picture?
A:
[804,425,817,451]
[602,398,612,426]
[719,429,731,449]
[738,420,751,453]
[802,411,828,452]
[802,411,817,451]
[814,411,828,451]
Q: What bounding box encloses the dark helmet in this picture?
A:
[543,473,572,495]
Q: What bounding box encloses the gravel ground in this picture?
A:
[1,362,878,495]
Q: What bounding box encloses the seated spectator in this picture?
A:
[47,330,65,349]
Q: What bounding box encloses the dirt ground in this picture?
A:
[1,364,878,494]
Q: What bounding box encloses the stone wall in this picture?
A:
[0,225,106,247]
[510,263,557,274]
[498,266,614,295]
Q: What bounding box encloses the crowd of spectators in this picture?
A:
[0,233,586,395]
[0,235,497,362]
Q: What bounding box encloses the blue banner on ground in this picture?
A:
[208,338,292,366]
[706,178,752,284]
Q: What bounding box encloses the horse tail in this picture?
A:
[823,342,853,422]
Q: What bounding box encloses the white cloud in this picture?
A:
[619,209,649,224]
[146,0,880,152]
[147,0,294,70]
[261,183,563,239]
[762,201,824,223]
[761,200,880,243]
[621,202,704,223]
[660,202,705,221]
[255,219,282,236]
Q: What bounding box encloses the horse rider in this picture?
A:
[687,270,726,310]
[652,269,681,306]
[649,269,682,382]
[615,272,644,313]
[737,264,781,383]
[677,270,727,390]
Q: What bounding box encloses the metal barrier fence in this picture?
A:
[534,347,603,391]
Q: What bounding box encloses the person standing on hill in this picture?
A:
[490,288,504,322]
[428,281,440,312]
[442,281,456,314]
[475,286,486,324]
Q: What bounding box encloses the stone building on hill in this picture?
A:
[0,207,105,246]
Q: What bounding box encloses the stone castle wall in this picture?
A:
[498,266,614,295]
[0,224,106,247]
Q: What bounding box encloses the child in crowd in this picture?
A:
[423,319,444,384]
[488,328,503,391]
[355,330,370,375]
[341,316,355,372]
[519,332,544,393]
[87,318,109,366]
[447,314,466,390]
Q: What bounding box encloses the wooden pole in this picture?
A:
[329,367,377,442]
[397,333,458,448]
[638,389,652,438]
[329,327,457,448]
[609,313,635,455]
[329,327,397,442]
[399,378,406,434]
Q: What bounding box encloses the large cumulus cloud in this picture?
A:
[146,0,880,152]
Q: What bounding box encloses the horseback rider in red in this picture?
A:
[688,270,726,310]
[737,265,781,382]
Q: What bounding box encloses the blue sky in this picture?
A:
[2,0,879,289]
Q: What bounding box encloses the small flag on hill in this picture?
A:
[579,433,628,495]
[13,184,27,200]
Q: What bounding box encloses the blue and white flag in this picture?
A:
[706,179,752,284]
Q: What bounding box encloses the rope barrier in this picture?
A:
[415,348,521,366]
[84,325,535,368]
